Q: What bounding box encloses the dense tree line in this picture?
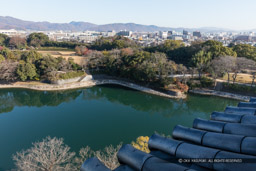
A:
[27,33,49,47]
[27,33,87,49]
[232,44,256,61]
[145,40,237,67]
[0,34,27,49]
[90,36,138,51]
[0,33,86,50]
[0,47,83,82]
[0,33,10,46]
[87,48,179,87]
[143,40,256,87]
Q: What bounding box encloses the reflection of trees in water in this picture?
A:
[0,86,239,117]
[83,85,239,118]
[83,86,175,116]
[155,94,238,118]
[0,92,15,113]
[0,89,82,114]
[83,86,188,117]
[185,94,238,114]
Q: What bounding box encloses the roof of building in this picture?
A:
[81,97,256,171]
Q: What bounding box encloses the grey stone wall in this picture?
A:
[51,77,82,85]
[51,75,93,85]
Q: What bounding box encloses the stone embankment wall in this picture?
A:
[51,77,81,85]
[51,75,93,85]
[0,75,185,99]
[189,89,250,101]
[93,79,186,99]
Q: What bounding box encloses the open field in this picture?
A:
[223,73,253,84]
[37,50,87,66]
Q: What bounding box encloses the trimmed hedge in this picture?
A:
[222,83,256,96]
[37,47,74,51]
[187,77,214,89]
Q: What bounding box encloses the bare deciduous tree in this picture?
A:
[177,64,187,83]
[94,143,122,170]
[232,57,256,84]
[74,146,94,169]
[211,56,236,84]
[0,60,19,81]
[13,136,76,171]
[9,36,27,49]
[76,143,122,170]
[188,67,197,79]
[251,72,256,87]
[209,56,232,87]
[13,136,123,171]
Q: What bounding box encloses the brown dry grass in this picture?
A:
[13,81,48,86]
[223,73,253,84]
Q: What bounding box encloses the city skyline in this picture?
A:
[1,0,256,30]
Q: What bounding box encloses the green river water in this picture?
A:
[0,85,239,170]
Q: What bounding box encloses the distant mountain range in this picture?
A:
[0,16,254,33]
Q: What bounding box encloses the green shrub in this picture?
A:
[16,62,37,81]
[0,54,4,63]
[187,80,200,89]
[200,77,214,88]
[223,83,256,94]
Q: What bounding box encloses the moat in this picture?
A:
[0,85,239,170]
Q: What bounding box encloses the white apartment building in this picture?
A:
[159,31,168,39]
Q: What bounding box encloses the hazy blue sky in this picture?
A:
[0,0,255,30]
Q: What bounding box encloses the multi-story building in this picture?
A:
[117,31,132,37]
[102,30,116,37]
[159,31,168,39]
[193,31,202,38]
[235,35,251,42]
[168,31,173,36]
[78,35,99,43]
[183,30,188,36]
